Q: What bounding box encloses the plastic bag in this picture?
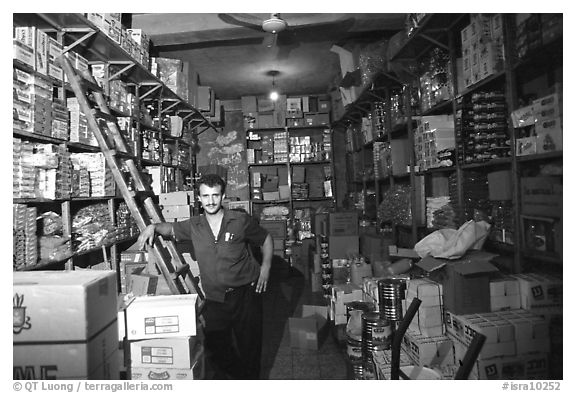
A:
[414,220,491,259]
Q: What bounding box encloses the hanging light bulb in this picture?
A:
[269,70,279,101]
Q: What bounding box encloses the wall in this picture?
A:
[196,110,249,200]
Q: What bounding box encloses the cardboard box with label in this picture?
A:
[288,305,328,350]
[401,329,455,368]
[160,191,193,206]
[329,211,359,236]
[130,335,203,369]
[161,205,193,220]
[130,345,204,380]
[13,270,118,343]
[416,251,499,314]
[510,272,562,310]
[125,294,198,340]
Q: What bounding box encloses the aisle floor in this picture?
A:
[259,258,349,380]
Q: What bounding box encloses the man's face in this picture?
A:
[198,184,224,215]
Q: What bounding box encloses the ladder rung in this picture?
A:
[175,263,190,278]
[132,190,156,198]
[79,77,103,93]
[92,109,117,123]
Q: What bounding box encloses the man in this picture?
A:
[137,174,273,379]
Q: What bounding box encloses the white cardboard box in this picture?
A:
[13,321,119,380]
[161,204,193,219]
[402,329,455,368]
[159,191,193,206]
[126,294,198,340]
[13,270,117,342]
[130,335,202,369]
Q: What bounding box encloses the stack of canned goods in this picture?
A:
[377,275,408,321]
[319,235,332,298]
[361,311,392,379]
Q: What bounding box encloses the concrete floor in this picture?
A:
[260,257,349,380]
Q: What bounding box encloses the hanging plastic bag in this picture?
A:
[414,220,491,259]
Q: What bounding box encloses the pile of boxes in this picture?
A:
[70,153,116,197]
[350,252,562,379]
[159,191,195,222]
[13,139,36,199]
[67,98,96,147]
[123,294,204,380]
[13,68,54,136]
[461,13,505,89]
[513,91,563,157]
[413,115,455,171]
[85,13,149,68]
[515,14,562,60]
[13,270,120,379]
[241,94,330,130]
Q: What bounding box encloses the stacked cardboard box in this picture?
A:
[159,191,195,222]
[445,309,550,379]
[461,14,505,88]
[13,271,119,379]
[125,294,203,380]
[329,283,363,326]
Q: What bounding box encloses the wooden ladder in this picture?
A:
[59,54,204,301]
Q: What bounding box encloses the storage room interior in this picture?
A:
[12,12,564,382]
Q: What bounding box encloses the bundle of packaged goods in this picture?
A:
[13,204,37,270]
[461,14,504,88]
[71,153,116,197]
[513,91,563,157]
[13,270,120,379]
[124,294,203,379]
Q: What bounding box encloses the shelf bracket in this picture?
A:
[161,100,181,114]
[196,125,212,136]
[139,83,162,100]
[61,28,97,54]
[419,33,449,51]
[352,104,370,114]
[367,91,386,102]
[108,61,136,81]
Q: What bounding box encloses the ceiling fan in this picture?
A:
[218,13,354,52]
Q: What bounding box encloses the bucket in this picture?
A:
[400,366,442,380]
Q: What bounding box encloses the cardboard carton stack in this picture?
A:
[13,271,119,379]
[125,294,203,380]
[159,191,195,222]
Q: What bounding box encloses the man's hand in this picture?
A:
[137,224,156,250]
[255,264,270,293]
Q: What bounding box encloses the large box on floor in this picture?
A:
[416,251,499,314]
[288,305,329,350]
[125,294,198,340]
[13,270,118,343]
[130,345,204,380]
[13,321,119,380]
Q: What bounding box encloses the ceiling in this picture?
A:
[131,13,406,101]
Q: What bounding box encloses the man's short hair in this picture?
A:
[197,174,226,194]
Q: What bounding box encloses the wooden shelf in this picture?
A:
[248,162,288,167]
[13,129,68,144]
[517,151,563,163]
[290,160,331,166]
[251,199,290,204]
[390,13,468,61]
[456,70,506,98]
[293,197,333,202]
[421,99,454,116]
[461,157,512,169]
